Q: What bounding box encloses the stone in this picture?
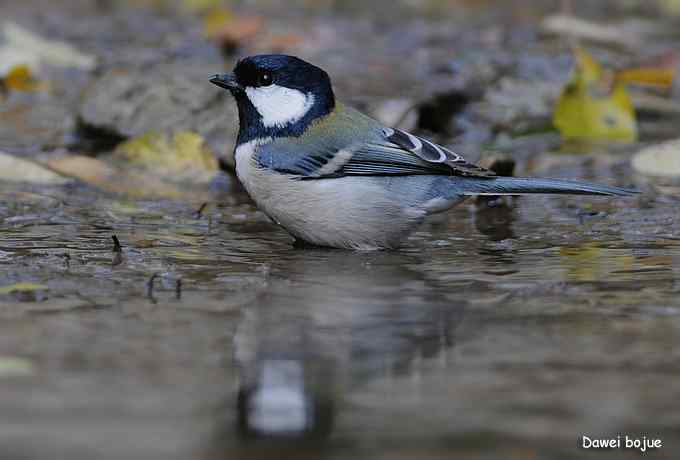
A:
[79,61,238,166]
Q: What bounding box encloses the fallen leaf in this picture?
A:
[0,298,97,315]
[46,146,216,201]
[0,152,71,185]
[553,48,637,142]
[573,47,603,85]
[632,139,680,178]
[45,155,116,186]
[45,154,175,198]
[1,64,45,92]
[0,356,35,378]
[616,67,675,88]
[560,243,634,282]
[0,282,48,295]
[203,7,234,38]
[658,0,680,15]
[113,130,218,176]
[204,12,264,49]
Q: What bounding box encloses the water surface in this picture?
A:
[1,175,679,459]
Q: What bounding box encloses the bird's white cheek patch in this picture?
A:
[246,85,315,128]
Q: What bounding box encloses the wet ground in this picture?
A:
[3,167,680,459]
[2,1,680,459]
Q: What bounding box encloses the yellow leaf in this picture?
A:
[615,67,675,88]
[560,243,634,282]
[574,47,602,84]
[113,131,218,173]
[203,7,234,38]
[553,48,637,142]
[0,282,48,295]
[658,0,680,15]
[2,64,43,92]
[45,131,218,200]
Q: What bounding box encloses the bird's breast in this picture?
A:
[233,141,424,248]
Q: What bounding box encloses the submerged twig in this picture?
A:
[111,235,123,266]
[194,202,208,219]
[175,278,182,300]
[111,235,122,253]
[147,273,159,304]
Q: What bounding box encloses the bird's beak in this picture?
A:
[210,73,242,91]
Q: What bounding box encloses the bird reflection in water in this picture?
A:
[473,156,518,242]
[211,249,467,453]
[474,196,517,241]
[237,357,334,439]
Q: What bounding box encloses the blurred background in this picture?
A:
[2,1,680,459]
[3,0,680,174]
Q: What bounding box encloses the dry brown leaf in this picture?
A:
[207,14,264,48]
[46,155,117,185]
[0,152,70,185]
[46,153,214,200]
[2,64,45,92]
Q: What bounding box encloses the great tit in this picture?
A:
[210,54,635,250]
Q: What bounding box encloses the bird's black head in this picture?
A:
[210,55,335,144]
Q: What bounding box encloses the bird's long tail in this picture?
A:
[453,176,636,197]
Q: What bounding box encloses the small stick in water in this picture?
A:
[147,273,159,304]
[111,235,123,266]
[175,278,182,300]
[194,202,208,219]
[112,235,122,253]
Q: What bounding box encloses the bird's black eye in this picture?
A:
[258,71,273,87]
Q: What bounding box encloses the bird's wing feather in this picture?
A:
[253,132,636,196]
[255,139,340,177]
[365,128,494,177]
[257,129,493,179]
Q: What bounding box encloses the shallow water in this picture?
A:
[1,172,679,460]
[3,0,680,456]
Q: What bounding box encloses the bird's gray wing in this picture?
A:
[255,137,349,177]
[344,128,494,177]
[256,127,493,179]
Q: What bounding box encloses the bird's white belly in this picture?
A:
[235,141,424,249]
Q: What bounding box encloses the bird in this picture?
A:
[210,54,636,250]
